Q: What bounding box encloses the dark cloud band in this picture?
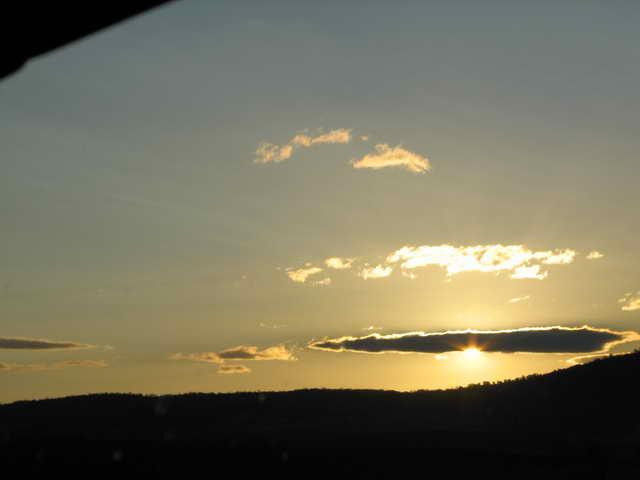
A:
[309,326,639,355]
[0,337,94,350]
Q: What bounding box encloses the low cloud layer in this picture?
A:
[619,291,640,312]
[586,251,604,260]
[309,326,639,357]
[0,359,107,373]
[352,144,430,173]
[255,128,352,164]
[0,337,95,350]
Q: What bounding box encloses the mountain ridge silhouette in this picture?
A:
[2,350,639,477]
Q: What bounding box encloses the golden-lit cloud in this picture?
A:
[386,244,576,280]
[325,257,355,269]
[217,364,251,375]
[171,345,296,369]
[255,128,352,163]
[511,265,548,280]
[0,336,96,350]
[619,291,640,312]
[254,142,294,164]
[218,344,296,361]
[508,294,531,304]
[286,266,323,283]
[358,264,393,280]
[586,251,604,260]
[352,144,430,173]
[309,326,640,359]
[290,129,352,147]
[314,277,332,286]
[169,352,223,364]
[0,359,107,373]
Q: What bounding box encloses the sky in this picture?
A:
[1,0,639,403]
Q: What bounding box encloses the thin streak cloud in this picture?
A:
[0,359,107,373]
[255,128,352,164]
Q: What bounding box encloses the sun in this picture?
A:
[462,347,482,360]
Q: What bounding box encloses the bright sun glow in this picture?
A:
[463,347,482,359]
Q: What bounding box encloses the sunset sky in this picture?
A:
[1,0,639,403]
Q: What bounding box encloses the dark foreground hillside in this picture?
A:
[2,352,640,478]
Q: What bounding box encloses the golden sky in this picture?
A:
[1,1,639,402]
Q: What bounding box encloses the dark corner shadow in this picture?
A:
[1,350,640,477]
[1,2,176,80]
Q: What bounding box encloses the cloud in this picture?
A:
[586,251,604,260]
[0,337,95,350]
[255,128,352,164]
[325,257,355,270]
[619,291,640,312]
[218,345,296,361]
[217,364,251,375]
[254,142,294,164]
[363,325,384,331]
[309,326,639,358]
[0,359,107,373]
[511,265,548,280]
[314,277,332,286]
[358,265,393,280]
[386,244,576,280]
[290,129,352,147]
[259,322,287,329]
[171,344,297,370]
[352,144,430,173]
[286,266,323,283]
[169,352,223,364]
[508,295,531,304]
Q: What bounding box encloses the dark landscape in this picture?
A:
[2,351,639,478]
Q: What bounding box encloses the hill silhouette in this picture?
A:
[2,351,640,477]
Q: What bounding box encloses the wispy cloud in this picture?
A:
[286,265,323,283]
[309,326,640,361]
[363,325,384,331]
[255,128,352,164]
[619,291,640,312]
[358,265,393,280]
[217,364,251,375]
[259,322,287,329]
[586,251,604,260]
[352,144,430,173]
[0,337,96,350]
[325,257,355,270]
[508,295,531,304]
[0,359,107,373]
